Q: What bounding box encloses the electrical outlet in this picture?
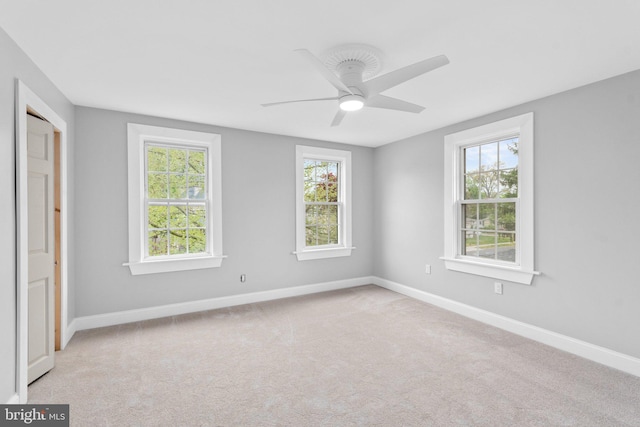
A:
[425,264,431,274]
[240,274,246,283]
[494,282,503,295]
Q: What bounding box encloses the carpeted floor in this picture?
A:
[28,285,640,426]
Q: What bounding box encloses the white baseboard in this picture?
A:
[6,394,20,404]
[63,319,77,349]
[74,276,375,331]
[373,276,640,378]
[67,274,640,378]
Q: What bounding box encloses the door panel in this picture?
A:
[28,173,48,254]
[27,115,55,384]
[28,279,50,364]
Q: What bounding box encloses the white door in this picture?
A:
[27,114,55,383]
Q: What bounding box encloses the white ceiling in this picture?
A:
[2,1,640,147]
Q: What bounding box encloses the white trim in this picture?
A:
[295,145,353,261]
[6,394,20,405]
[15,80,70,404]
[440,256,540,284]
[373,277,640,378]
[64,319,77,347]
[126,123,224,275]
[443,112,538,285]
[74,276,375,331]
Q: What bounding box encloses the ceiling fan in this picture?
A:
[262,44,449,126]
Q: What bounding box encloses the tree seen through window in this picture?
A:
[303,159,340,246]
[462,138,518,262]
[146,145,207,257]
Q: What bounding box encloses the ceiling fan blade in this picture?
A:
[295,49,352,94]
[261,97,339,107]
[365,54,449,95]
[331,109,347,127]
[366,94,425,113]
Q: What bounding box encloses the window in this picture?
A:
[462,137,518,262]
[295,145,353,261]
[442,113,539,284]
[126,124,224,275]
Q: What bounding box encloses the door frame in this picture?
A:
[15,80,69,403]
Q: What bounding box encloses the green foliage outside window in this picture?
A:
[462,138,518,261]
[304,160,340,246]
[146,145,207,257]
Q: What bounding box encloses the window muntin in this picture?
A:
[304,159,341,247]
[461,137,518,263]
[145,144,208,258]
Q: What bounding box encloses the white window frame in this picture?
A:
[294,145,353,261]
[126,123,224,275]
[442,112,539,285]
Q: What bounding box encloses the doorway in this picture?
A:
[16,80,69,403]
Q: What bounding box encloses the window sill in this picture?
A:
[293,246,355,261]
[125,255,226,275]
[440,257,539,285]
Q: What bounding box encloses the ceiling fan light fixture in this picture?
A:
[339,94,364,111]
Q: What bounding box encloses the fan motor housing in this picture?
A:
[337,60,366,92]
[323,43,384,80]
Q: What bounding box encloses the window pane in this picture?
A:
[169,174,187,199]
[188,150,205,174]
[188,174,205,199]
[305,205,316,225]
[316,205,328,225]
[148,230,168,256]
[315,183,328,202]
[188,205,206,228]
[464,146,479,173]
[327,205,338,225]
[169,229,187,255]
[497,202,516,232]
[463,231,479,257]
[169,205,187,228]
[478,232,497,259]
[304,160,316,182]
[327,162,338,177]
[316,162,329,182]
[305,226,317,246]
[463,204,477,229]
[498,169,518,197]
[478,171,498,199]
[464,174,479,200]
[304,181,316,202]
[481,142,498,169]
[147,147,167,172]
[497,233,516,262]
[148,205,168,229]
[328,225,339,244]
[327,178,338,202]
[148,173,167,199]
[317,226,329,245]
[169,148,187,173]
[499,138,518,169]
[188,228,206,253]
[478,203,495,230]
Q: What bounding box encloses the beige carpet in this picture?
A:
[29,285,640,426]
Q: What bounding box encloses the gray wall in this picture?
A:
[4,21,640,403]
[373,69,640,359]
[73,107,374,316]
[0,28,75,403]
